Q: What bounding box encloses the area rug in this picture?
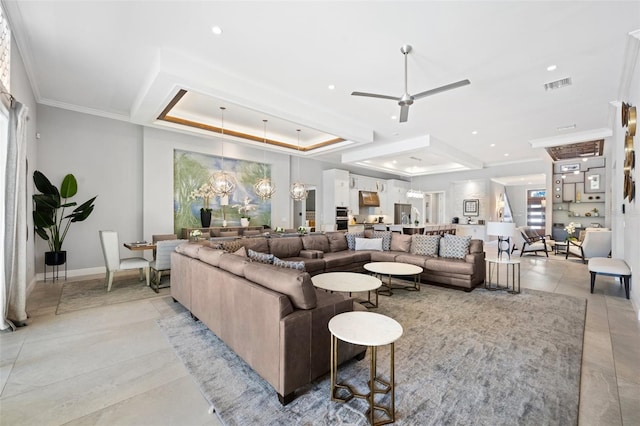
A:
[56,275,169,314]
[157,285,586,425]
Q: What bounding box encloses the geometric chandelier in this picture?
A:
[211,106,236,198]
[289,129,308,201]
[254,119,276,200]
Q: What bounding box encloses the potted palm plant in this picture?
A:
[32,171,97,266]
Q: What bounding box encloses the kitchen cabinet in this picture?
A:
[385,179,410,213]
[322,169,350,226]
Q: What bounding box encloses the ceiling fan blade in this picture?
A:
[399,104,410,123]
[351,91,400,101]
[412,79,471,100]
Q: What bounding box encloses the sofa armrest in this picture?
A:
[299,249,324,259]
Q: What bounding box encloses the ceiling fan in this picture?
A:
[351,45,470,123]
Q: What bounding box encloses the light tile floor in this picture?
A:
[1,248,638,426]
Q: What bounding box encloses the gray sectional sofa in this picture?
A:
[170,230,484,404]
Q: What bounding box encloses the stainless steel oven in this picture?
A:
[336,207,348,231]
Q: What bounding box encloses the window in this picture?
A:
[527,189,546,229]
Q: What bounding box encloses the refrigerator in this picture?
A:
[394,203,412,224]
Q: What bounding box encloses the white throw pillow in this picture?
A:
[355,237,383,251]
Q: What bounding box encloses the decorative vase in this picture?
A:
[45,251,67,266]
[240,218,250,227]
[200,209,212,227]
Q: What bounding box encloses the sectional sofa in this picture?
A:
[170,231,484,404]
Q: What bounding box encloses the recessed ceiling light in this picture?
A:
[547,65,557,71]
[391,115,397,120]
[573,170,579,174]
[392,160,397,164]
[504,153,509,157]
[471,130,478,135]
[490,143,496,147]
[328,84,335,90]
[582,158,588,162]
[211,26,223,35]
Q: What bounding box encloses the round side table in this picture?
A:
[329,311,403,425]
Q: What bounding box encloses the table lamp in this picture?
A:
[486,221,516,259]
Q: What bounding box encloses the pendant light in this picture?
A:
[212,106,236,198]
[254,119,276,200]
[289,129,308,201]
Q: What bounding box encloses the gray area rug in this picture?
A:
[56,275,169,314]
[157,285,586,425]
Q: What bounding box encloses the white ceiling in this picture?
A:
[4,1,640,177]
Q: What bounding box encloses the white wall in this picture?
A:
[36,105,143,274]
[142,126,291,238]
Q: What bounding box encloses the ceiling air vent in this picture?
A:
[544,77,572,91]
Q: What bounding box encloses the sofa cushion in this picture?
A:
[197,247,225,266]
[284,257,326,274]
[440,234,472,259]
[394,253,428,268]
[243,262,317,310]
[390,233,412,252]
[469,239,483,254]
[218,252,248,277]
[411,234,440,257]
[371,231,392,251]
[323,251,357,269]
[355,237,383,251]
[242,236,270,253]
[325,232,349,252]
[247,248,275,264]
[369,251,399,262]
[176,242,202,258]
[268,236,303,258]
[273,256,306,271]
[424,257,475,275]
[345,232,364,250]
[301,235,330,253]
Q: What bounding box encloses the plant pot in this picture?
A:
[240,218,250,227]
[45,251,67,266]
[200,209,212,227]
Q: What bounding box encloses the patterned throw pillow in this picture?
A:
[345,232,364,250]
[247,248,275,264]
[222,239,244,253]
[273,256,306,271]
[440,234,472,259]
[411,235,440,257]
[371,231,392,251]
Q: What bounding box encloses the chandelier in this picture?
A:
[289,129,308,201]
[254,119,276,200]
[212,106,236,198]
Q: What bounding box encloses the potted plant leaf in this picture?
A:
[32,171,97,266]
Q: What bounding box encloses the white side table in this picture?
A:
[485,257,521,294]
[312,272,382,308]
[329,312,403,425]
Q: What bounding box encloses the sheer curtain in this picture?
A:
[2,99,28,330]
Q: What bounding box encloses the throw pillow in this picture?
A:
[233,246,247,258]
[371,231,392,251]
[273,256,306,271]
[355,237,383,251]
[345,232,364,250]
[247,248,274,264]
[441,234,472,259]
[222,239,244,253]
[325,232,349,252]
[411,234,440,257]
[390,233,412,252]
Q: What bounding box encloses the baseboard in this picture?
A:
[35,266,106,282]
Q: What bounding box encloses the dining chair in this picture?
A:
[98,230,150,292]
[149,239,187,292]
[152,233,178,259]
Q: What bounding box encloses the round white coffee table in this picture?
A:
[364,262,423,296]
[329,311,403,425]
[312,272,382,308]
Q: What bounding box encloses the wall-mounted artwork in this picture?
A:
[463,199,480,216]
[173,149,271,234]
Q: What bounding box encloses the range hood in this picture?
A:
[359,191,380,207]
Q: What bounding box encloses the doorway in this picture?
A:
[423,191,445,224]
[293,188,316,229]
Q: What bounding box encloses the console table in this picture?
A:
[181,226,263,239]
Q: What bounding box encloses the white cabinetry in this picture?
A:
[384,179,410,213]
[322,169,350,226]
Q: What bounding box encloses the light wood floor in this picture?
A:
[1,246,638,425]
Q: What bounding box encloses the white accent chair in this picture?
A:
[98,230,150,292]
[149,239,187,292]
[512,226,552,257]
[566,230,612,264]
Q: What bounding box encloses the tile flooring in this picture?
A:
[1,248,639,425]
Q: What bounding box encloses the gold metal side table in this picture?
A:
[329,311,403,425]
